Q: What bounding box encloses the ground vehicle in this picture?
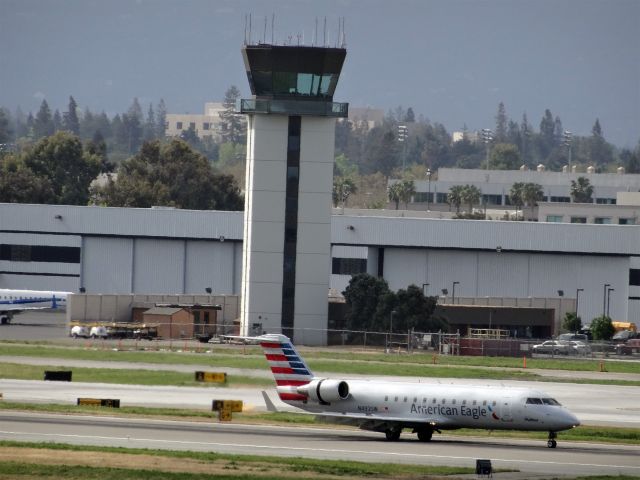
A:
[89,326,108,339]
[568,340,591,356]
[70,325,89,338]
[558,333,589,342]
[532,340,571,355]
[612,330,636,342]
[616,338,640,355]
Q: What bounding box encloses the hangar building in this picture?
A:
[1,202,638,337]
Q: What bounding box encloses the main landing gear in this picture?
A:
[384,428,401,441]
[416,428,433,442]
[547,431,557,448]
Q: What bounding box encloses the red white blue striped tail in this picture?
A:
[259,334,312,403]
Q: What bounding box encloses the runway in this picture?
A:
[0,411,638,477]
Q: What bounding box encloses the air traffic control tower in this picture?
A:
[237,42,348,345]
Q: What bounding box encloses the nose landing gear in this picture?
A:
[547,431,557,448]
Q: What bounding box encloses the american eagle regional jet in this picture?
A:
[0,289,70,324]
[259,334,580,448]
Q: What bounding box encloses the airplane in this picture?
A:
[0,288,70,324]
[258,333,580,448]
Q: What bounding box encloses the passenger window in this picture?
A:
[422,398,427,403]
[404,397,407,402]
[432,398,436,404]
[413,397,417,403]
[472,400,477,406]
[452,399,456,405]
[462,400,467,405]
[441,399,445,404]
[394,396,398,402]
[385,396,388,402]
[483,400,487,406]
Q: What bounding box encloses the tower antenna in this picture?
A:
[271,13,275,44]
[248,13,252,45]
[323,16,327,47]
[263,16,267,44]
[314,17,318,46]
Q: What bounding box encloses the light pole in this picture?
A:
[482,128,493,170]
[607,288,614,318]
[422,283,429,296]
[452,281,460,305]
[576,288,584,317]
[426,169,432,211]
[398,125,408,171]
[603,283,610,317]
[389,310,396,334]
[563,130,572,171]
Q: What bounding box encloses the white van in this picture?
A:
[89,326,108,339]
[70,326,89,338]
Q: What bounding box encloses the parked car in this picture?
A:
[70,325,89,338]
[558,333,589,343]
[568,340,591,356]
[89,326,108,339]
[612,330,636,342]
[532,340,572,355]
[616,338,640,355]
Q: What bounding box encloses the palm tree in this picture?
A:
[509,182,525,220]
[447,185,464,214]
[570,177,594,203]
[333,177,357,208]
[397,179,416,209]
[522,183,544,218]
[387,182,402,210]
[460,184,482,213]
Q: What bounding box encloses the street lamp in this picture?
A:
[607,288,615,318]
[603,283,610,317]
[389,310,397,334]
[422,283,430,296]
[576,288,584,317]
[398,125,408,171]
[452,281,460,305]
[426,169,432,211]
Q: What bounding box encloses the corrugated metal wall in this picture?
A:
[82,237,133,293]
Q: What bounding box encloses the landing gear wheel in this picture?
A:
[417,429,433,442]
[385,429,401,441]
[547,439,557,448]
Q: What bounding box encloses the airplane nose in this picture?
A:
[566,410,580,428]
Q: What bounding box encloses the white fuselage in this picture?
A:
[288,379,579,432]
[0,289,70,312]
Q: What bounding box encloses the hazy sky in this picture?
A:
[1,0,638,147]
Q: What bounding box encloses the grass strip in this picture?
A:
[0,363,272,387]
[0,441,475,478]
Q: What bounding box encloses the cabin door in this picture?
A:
[500,398,513,422]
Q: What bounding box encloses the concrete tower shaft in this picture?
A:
[238,44,348,345]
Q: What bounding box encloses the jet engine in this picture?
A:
[298,379,350,405]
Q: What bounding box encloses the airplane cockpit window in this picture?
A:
[542,398,561,406]
[526,398,543,404]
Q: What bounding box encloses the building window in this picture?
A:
[332,258,367,275]
[570,217,587,224]
[202,122,210,130]
[0,244,80,263]
[594,217,612,224]
[176,121,183,130]
[546,215,563,223]
[550,196,570,203]
[189,122,196,129]
[596,198,616,205]
[629,269,640,286]
[619,218,636,225]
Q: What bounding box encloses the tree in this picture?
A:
[333,176,357,208]
[447,185,465,213]
[386,284,445,332]
[590,315,615,341]
[91,139,243,210]
[522,182,544,216]
[404,107,415,123]
[23,131,101,205]
[539,108,555,158]
[0,154,54,203]
[143,103,156,141]
[219,86,244,144]
[334,153,358,178]
[34,99,54,139]
[0,107,11,144]
[343,273,391,333]
[562,312,582,333]
[397,179,416,208]
[494,102,507,143]
[489,143,521,170]
[509,182,525,219]
[63,96,80,135]
[460,184,482,213]
[85,130,113,173]
[589,118,614,166]
[387,182,402,210]
[155,99,167,138]
[570,177,594,203]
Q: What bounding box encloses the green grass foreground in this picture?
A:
[1,401,638,445]
[0,362,272,387]
[0,441,475,478]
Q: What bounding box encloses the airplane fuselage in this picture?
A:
[0,289,70,323]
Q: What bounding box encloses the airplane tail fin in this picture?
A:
[258,334,313,403]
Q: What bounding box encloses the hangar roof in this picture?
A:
[1,203,638,256]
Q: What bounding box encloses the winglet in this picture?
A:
[262,390,279,412]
